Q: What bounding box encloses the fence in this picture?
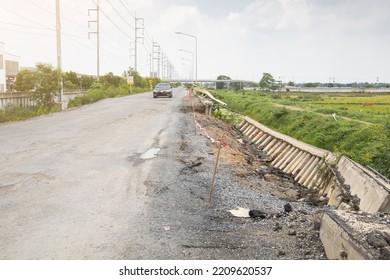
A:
[0,91,86,110]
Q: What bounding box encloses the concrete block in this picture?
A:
[320,210,390,260]
[320,211,374,259]
[337,156,390,213]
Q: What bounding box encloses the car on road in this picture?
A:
[153,83,172,98]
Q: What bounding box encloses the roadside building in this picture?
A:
[0,42,20,93]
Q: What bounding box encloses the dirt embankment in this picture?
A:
[162,96,329,259]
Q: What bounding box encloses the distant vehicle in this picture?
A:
[153,83,172,98]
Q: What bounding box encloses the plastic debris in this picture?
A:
[228,206,250,218]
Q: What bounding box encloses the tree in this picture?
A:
[79,75,95,89]
[216,75,231,89]
[63,71,78,89]
[63,80,77,90]
[100,72,124,88]
[30,63,60,108]
[259,72,275,90]
[14,69,37,92]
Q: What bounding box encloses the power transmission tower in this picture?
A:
[88,0,100,80]
[152,41,160,78]
[134,14,144,72]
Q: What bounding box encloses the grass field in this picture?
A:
[211,90,390,178]
[257,92,390,124]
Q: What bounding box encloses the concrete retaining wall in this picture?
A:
[238,116,390,213]
[320,211,374,259]
[337,157,390,213]
[238,116,335,192]
[0,93,36,109]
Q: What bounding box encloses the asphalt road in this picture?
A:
[0,88,184,259]
[0,88,327,260]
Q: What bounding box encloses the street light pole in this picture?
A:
[175,32,197,84]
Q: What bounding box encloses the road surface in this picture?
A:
[0,89,184,259]
[0,88,326,260]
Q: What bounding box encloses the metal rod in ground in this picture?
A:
[209,136,224,203]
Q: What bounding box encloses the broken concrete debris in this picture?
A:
[249,210,267,219]
[284,203,293,213]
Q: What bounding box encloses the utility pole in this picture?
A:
[160,49,164,79]
[55,0,63,107]
[88,0,100,80]
[152,41,160,78]
[149,53,152,77]
[134,13,144,72]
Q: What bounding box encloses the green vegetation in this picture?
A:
[259,72,275,90]
[68,70,160,108]
[2,65,160,123]
[211,90,390,178]
[0,105,57,123]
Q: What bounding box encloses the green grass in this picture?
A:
[68,84,150,108]
[0,85,150,123]
[211,90,390,178]
[0,105,57,123]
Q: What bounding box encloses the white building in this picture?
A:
[0,42,20,93]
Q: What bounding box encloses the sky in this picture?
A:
[0,0,389,83]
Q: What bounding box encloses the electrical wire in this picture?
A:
[0,21,53,30]
[25,0,88,29]
[0,5,54,30]
[62,2,88,16]
[0,27,54,37]
[91,0,133,41]
[106,0,134,29]
[116,0,135,18]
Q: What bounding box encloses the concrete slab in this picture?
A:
[320,210,390,260]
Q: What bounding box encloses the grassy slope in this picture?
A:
[212,90,390,178]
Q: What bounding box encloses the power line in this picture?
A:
[117,0,135,18]
[25,0,87,29]
[0,5,54,30]
[26,0,53,15]
[91,0,133,41]
[0,21,53,31]
[62,2,87,16]
[106,0,134,29]
[62,33,96,57]
[0,27,54,37]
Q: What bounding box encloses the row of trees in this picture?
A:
[15,65,95,92]
[13,63,160,108]
[217,73,390,91]
[216,73,278,91]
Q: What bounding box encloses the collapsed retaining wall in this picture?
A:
[237,116,390,214]
[194,89,389,259]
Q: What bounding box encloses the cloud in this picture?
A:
[241,0,311,30]
[158,5,201,32]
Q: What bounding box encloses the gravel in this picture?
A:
[131,96,327,259]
